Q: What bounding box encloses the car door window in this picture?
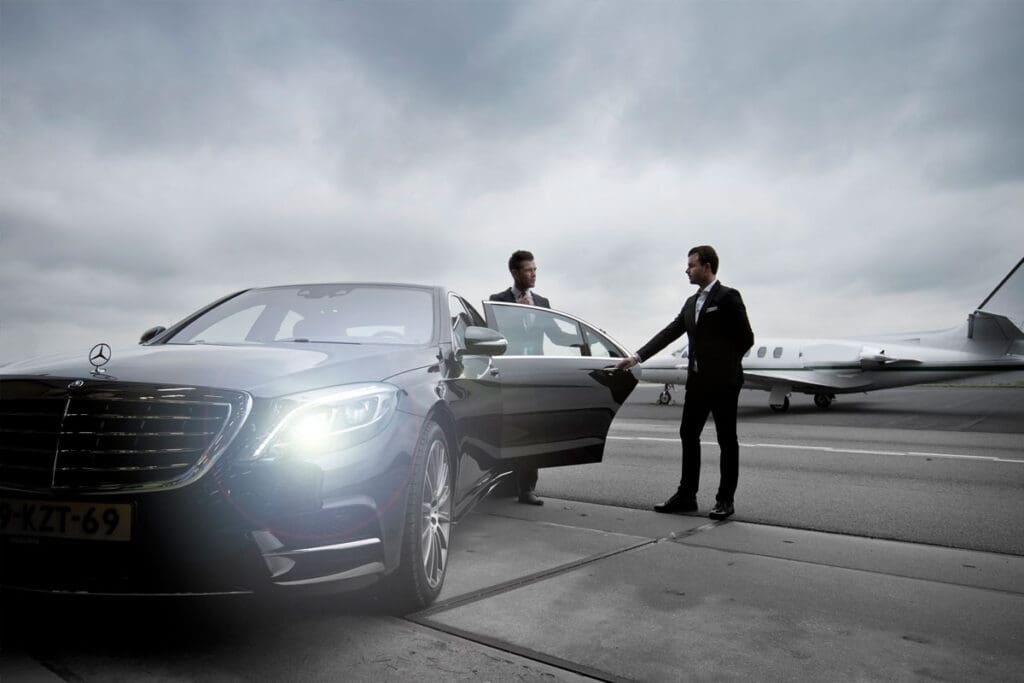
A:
[448,294,473,349]
[582,326,625,358]
[489,305,584,356]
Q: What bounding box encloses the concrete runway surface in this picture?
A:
[2,385,1022,681]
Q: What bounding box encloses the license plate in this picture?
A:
[0,498,132,542]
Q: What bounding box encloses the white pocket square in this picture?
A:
[704,306,719,313]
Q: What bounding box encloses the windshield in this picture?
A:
[167,285,435,346]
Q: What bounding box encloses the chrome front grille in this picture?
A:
[0,380,250,492]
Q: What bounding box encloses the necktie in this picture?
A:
[516,291,530,305]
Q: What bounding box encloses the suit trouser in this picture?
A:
[679,376,741,503]
[516,465,539,494]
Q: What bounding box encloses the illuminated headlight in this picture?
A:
[252,383,400,461]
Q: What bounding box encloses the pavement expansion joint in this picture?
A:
[403,618,637,683]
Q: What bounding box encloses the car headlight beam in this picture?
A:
[252,383,399,461]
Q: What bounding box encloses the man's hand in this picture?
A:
[615,356,639,371]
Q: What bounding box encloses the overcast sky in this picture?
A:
[2,0,1023,363]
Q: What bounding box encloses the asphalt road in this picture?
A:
[534,384,1024,556]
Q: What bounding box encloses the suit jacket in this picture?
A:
[489,288,551,309]
[635,282,754,388]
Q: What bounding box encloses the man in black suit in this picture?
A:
[616,245,754,520]
[490,249,548,505]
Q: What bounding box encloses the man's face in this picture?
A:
[512,260,537,290]
[685,254,712,287]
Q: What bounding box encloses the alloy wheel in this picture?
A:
[420,438,451,589]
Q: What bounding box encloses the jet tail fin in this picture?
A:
[977,257,1023,329]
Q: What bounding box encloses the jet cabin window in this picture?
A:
[773,347,783,359]
[757,346,767,358]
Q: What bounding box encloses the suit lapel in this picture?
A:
[703,282,721,313]
[697,282,722,327]
[684,293,698,332]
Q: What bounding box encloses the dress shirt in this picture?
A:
[694,278,717,321]
[512,287,533,305]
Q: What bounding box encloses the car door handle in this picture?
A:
[489,368,500,376]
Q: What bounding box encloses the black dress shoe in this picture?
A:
[653,493,698,514]
[709,501,734,520]
[518,491,544,506]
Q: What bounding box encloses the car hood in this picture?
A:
[1,343,438,398]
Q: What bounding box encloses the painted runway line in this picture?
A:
[606,435,1024,464]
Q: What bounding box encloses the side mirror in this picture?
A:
[462,326,507,356]
[139,326,167,344]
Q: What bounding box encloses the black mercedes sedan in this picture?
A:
[0,283,637,610]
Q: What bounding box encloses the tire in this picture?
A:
[384,420,453,612]
[658,390,672,405]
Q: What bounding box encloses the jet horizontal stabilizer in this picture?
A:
[968,311,1024,344]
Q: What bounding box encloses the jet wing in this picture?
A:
[742,369,844,393]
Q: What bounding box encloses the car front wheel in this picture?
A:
[385,420,452,612]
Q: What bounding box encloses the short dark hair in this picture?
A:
[508,250,535,271]
[688,245,719,274]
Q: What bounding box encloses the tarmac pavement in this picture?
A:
[3,496,1023,681]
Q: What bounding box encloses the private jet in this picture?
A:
[641,257,1024,411]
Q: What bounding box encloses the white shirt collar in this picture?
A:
[512,286,532,302]
[696,279,717,297]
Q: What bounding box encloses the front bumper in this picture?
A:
[0,411,423,596]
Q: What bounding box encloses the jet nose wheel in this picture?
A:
[770,396,790,413]
[658,390,672,405]
[814,393,834,409]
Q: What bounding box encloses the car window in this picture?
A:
[185,305,266,344]
[489,305,584,357]
[169,285,435,345]
[583,326,625,358]
[448,294,474,349]
[275,310,303,341]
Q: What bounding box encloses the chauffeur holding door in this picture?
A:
[616,245,754,520]
[490,249,549,505]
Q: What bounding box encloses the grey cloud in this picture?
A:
[7,1,1020,189]
[2,0,1022,360]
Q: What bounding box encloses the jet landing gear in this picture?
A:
[768,385,791,413]
[814,393,835,410]
[658,384,675,405]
